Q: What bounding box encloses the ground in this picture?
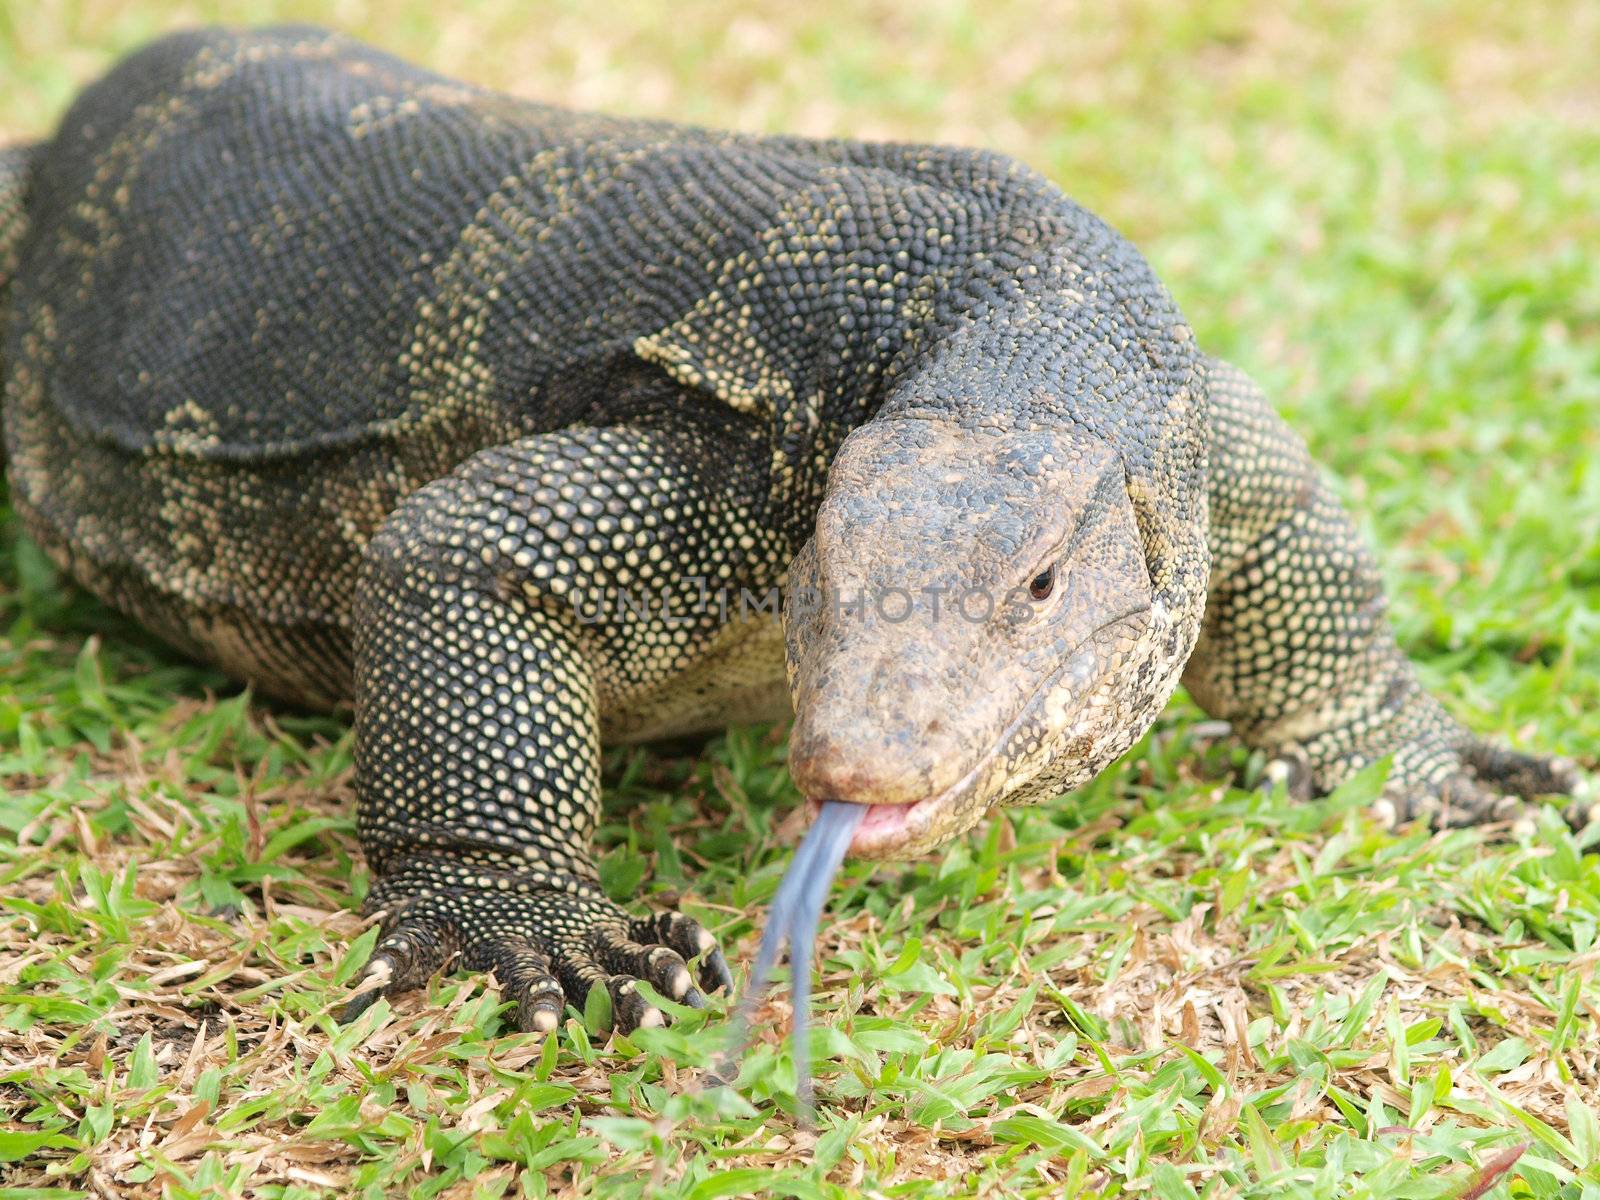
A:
[1,1,1598,1197]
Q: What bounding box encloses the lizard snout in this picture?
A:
[787,671,968,810]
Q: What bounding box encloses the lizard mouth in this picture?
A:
[803,795,933,856]
[802,766,993,857]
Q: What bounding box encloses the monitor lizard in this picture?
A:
[0,26,1583,1039]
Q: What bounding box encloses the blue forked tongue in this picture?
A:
[716,800,866,1124]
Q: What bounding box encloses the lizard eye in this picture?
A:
[1028,565,1057,602]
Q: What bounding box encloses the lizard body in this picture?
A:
[0,27,1579,1035]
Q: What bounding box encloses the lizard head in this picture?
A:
[784,414,1186,859]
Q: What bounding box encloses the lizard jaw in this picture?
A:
[803,777,988,858]
[804,795,932,856]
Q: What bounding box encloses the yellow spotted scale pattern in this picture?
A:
[0,27,1579,1038]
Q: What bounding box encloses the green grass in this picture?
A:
[2,1,1598,1196]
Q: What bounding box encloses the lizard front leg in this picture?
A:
[1185,357,1584,827]
[342,420,765,1031]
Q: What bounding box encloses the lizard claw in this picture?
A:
[1264,680,1586,834]
[1385,739,1584,831]
[1334,733,1585,833]
[339,913,459,1024]
[631,910,735,996]
[342,871,730,1035]
[339,981,388,1025]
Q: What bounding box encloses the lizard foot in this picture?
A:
[340,870,732,1034]
[1379,741,1588,831]
[1278,685,1587,831]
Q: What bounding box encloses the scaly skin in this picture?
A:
[0,27,1582,1034]
[0,141,37,341]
